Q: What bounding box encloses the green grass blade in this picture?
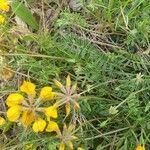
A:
[11,0,39,30]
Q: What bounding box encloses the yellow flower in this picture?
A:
[136,145,145,150]
[77,147,85,150]
[6,93,24,107]
[39,86,55,100]
[0,14,5,24]
[32,118,46,133]
[6,105,21,122]
[46,121,59,133]
[0,116,5,126]
[44,105,58,118]
[20,81,36,97]
[0,0,10,12]
[21,110,35,127]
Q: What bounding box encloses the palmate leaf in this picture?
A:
[11,0,39,30]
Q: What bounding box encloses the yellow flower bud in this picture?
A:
[59,143,65,150]
[68,123,75,132]
[65,102,71,117]
[0,116,5,126]
[54,79,63,89]
[21,110,35,127]
[74,102,80,109]
[44,105,58,118]
[0,15,5,24]
[32,118,46,133]
[6,93,24,107]
[6,106,21,122]
[67,141,73,150]
[20,81,36,97]
[72,82,77,91]
[39,86,55,100]
[66,75,71,87]
[77,147,85,150]
[24,144,33,150]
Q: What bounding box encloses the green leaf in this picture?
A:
[11,0,39,30]
[145,101,150,112]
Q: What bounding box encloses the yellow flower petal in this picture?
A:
[66,75,71,87]
[21,110,35,127]
[65,102,71,117]
[54,79,63,89]
[46,121,59,132]
[32,118,46,133]
[136,145,145,150]
[0,15,5,24]
[59,143,65,150]
[20,81,36,97]
[0,0,10,12]
[6,106,21,122]
[39,86,55,100]
[0,116,5,126]
[6,93,24,107]
[44,106,58,118]
[77,147,85,150]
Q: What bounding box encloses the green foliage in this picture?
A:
[60,0,150,51]
[56,9,87,28]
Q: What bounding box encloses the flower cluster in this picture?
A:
[54,75,80,117]
[57,123,78,150]
[5,75,84,149]
[0,0,10,24]
[6,81,58,133]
